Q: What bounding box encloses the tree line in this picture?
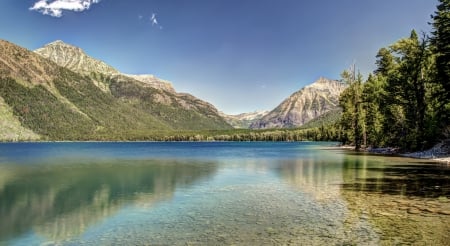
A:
[338,0,450,151]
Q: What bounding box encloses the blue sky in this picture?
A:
[0,0,438,114]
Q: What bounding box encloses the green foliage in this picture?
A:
[300,108,342,129]
[362,74,386,147]
[338,1,450,151]
[339,70,365,150]
[133,126,341,142]
[0,66,232,141]
[430,0,450,135]
[54,69,169,134]
[106,76,232,131]
[383,31,432,150]
[0,77,95,140]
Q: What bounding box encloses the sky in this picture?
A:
[0,0,438,114]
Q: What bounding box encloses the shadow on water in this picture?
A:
[341,154,450,198]
[0,159,217,243]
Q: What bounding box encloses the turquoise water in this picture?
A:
[0,142,448,245]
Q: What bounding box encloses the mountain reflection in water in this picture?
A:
[0,160,217,243]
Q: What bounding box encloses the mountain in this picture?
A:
[250,77,347,129]
[34,40,231,132]
[220,111,269,129]
[34,40,119,75]
[0,39,230,141]
[0,97,40,141]
[34,40,175,93]
[122,74,175,93]
[299,108,342,129]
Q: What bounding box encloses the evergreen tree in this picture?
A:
[430,0,450,136]
[375,47,396,76]
[386,30,431,150]
[339,68,365,150]
[362,74,386,147]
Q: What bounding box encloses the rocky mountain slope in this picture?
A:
[34,40,231,132]
[0,39,230,141]
[34,40,175,93]
[220,111,269,129]
[34,40,119,75]
[250,77,347,129]
[122,74,175,93]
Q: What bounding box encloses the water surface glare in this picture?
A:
[0,142,449,245]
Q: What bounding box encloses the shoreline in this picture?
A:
[336,144,450,164]
[1,140,449,164]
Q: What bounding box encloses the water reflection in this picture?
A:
[340,153,450,244]
[277,158,343,201]
[277,151,450,244]
[0,160,217,243]
[341,153,450,198]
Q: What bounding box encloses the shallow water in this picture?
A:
[0,142,448,245]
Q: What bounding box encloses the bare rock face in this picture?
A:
[0,40,60,86]
[34,40,119,75]
[250,77,347,129]
[123,74,175,93]
[34,40,175,93]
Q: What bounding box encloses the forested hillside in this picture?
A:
[0,40,231,141]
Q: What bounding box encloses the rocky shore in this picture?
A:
[400,141,450,164]
[340,140,450,164]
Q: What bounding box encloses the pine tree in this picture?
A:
[362,74,386,147]
[339,68,365,150]
[430,0,450,136]
[374,31,431,150]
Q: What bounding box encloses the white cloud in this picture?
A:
[150,13,163,29]
[29,0,100,17]
[150,13,157,25]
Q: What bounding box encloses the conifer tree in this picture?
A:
[430,0,450,136]
[339,68,365,150]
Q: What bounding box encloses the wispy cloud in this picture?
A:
[29,0,100,17]
[150,13,163,29]
[139,13,163,29]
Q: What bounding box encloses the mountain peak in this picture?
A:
[307,77,341,90]
[45,40,82,50]
[250,77,347,129]
[36,41,175,93]
[35,40,118,75]
[48,40,69,45]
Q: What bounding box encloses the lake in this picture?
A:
[0,142,449,245]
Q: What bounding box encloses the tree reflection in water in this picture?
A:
[341,153,450,198]
[0,160,217,243]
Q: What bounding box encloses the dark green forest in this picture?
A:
[338,0,450,151]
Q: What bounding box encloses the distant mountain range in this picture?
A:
[0,39,346,141]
